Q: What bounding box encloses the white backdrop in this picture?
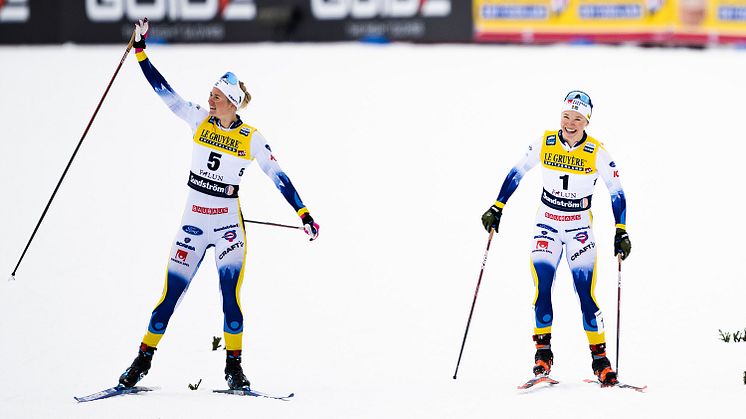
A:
[1,43,744,418]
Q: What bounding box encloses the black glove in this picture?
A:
[301,213,319,241]
[614,228,631,260]
[481,205,502,233]
[133,18,149,50]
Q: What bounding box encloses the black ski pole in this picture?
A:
[243,219,303,230]
[453,229,495,379]
[615,254,622,377]
[10,31,136,281]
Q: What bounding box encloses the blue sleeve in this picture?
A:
[611,190,627,227]
[496,167,524,205]
[135,51,207,129]
[250,131,308,216]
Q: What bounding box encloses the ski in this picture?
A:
[213,387,294,401]
[583,378,647,393]
[517,374,559,390]
[74,385,157,402]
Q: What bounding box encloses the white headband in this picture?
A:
[562,98,592,121]
[214,72,244,109]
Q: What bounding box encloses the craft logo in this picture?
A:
[573,231,589,244]
[0,0,29,23]
[218,241,244,260]
[536,240,549,250]
[175,249,188,261]
[192,205,229,215]
[570,242,595,261]
[86,0,256,22]
[311,0,451,20]
[222,230,237,242]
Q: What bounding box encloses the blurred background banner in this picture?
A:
[473,0,746,44]
[473,0,674,43]
[1,0,746,45]
[0,0,471,44]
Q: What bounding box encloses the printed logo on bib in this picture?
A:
[222,230,238,242]
[533,239,553,254]
[545,212,582,222]
[197,128,242,153]
[176,240,196,251]
[171,249,191,267]
[214,224,239,232]
[536,223,558,233]
[570,242,596,261]
[182,225,204,236]
[218,241,245,260]
[543,152,588,172]
[192,205,229,215]
[573,231,589,244]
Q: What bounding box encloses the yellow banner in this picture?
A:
[474,0,746,41]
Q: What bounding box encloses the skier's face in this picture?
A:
[208,87,236,118]
[560,110,588,143]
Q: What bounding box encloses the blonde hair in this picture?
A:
[238,81,251,110]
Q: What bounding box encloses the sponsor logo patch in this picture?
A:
[570,242,596,261]
[536,240,549,250]
[218,241,245,260]
[182,225,204,236]
[176,241,196,251]
[222,230,238,242]
[573,231,589,244]
[546,135,557,146]
[536,223,558,233]
[544,212,582,222]
[214,224,239,232]
[192,205,229,215]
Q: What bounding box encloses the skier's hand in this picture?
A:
[481,204,502,233]
[134,18,149,50]
[301,213,319,241]
[614,228,631,260]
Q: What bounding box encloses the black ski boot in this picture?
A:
[119,343,156,388]
[590,343,618,385]
[225,350,251,390]
[532,333,554,376]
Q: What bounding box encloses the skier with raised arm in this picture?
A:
[118,19,319,391]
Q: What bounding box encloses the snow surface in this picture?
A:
[1,42,745,418]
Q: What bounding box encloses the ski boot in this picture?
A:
[118,343,156,387]
[532,333,554,376]
[590,343,618,386]
[225,350,251,390]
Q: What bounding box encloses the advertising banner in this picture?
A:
[473,0,746,43]
[1,0,471,44]
[671,0,746,43]
[0,0,60,44]
[474,0,675,42]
